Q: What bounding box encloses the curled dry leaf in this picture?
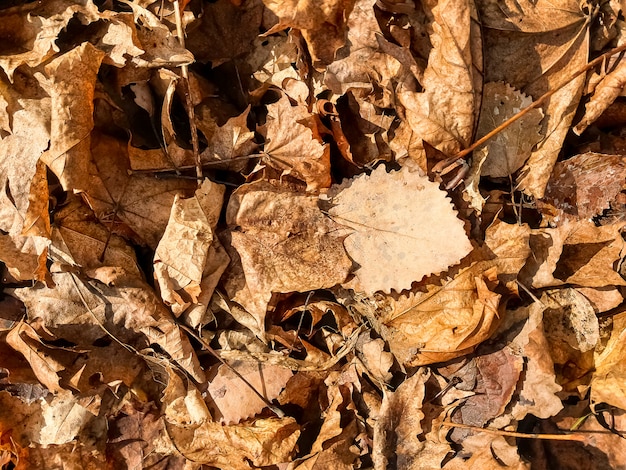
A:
[154,179,229,317]
[591,310,626,410]
[373,368,429,470]
[261,0,357,67]
[396,0,483,164]
[574,58,626,135]
[328,165,472,294]
[9,272,205,383]
[519,220,626,289]
[348,261,501,366]
[261,94,332,190]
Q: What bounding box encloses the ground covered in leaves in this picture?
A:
[1,0,626,468]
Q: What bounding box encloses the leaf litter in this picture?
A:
[0,0,625,468]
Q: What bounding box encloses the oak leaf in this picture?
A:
[328,165,472,294]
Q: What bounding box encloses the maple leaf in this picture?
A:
[327,165,472,294]
[260,94,332,190]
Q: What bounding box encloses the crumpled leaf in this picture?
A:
[519,220,626,288]
[574,58,626,135]
[591,310,626,410]
[261,94,332,190]
[38,42,105,192]
[373,368,429,470]
[539,152,626,220]
[154,179,229,317]
[347,262,501,366]
[0,0,101,81]
[396,0,483,164]
[475,82,544,178]
[261,0,357,67]
[328,165,472,294]
[9,272,205,383]
[225,180,352,317]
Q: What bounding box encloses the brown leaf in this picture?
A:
[154,179,228,316]
[261,0,357,67]
[476,82,544,178]
[373,368,429,469]
[328,165,472,294]
[261,94,332,190]
[574,59,626,134]
[348,262,501,366]
[226,180,352,317]
[9,272,205,383]
[519,220,626,288]
[50,196,142,283]
[590,310,626,410]
[0,0,101,80]
[477,0,589,197]
[206,361,293,424]
[396,0,482,163]
[82,132,196,249]
[540,152,626,220]
[39,42,105,191]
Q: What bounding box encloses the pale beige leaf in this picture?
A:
[328,165,472,294]
[477,82,543,178]
[206,361,293,424]
[39,394,93,446]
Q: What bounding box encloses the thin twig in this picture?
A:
[173,1,202,183]
[434,42,626,173]
[179,324,285,418]
[441,421,587,442]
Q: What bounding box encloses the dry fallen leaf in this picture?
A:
[328,165,473,294]
[476,82,544,178]
[226,180,352,317]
